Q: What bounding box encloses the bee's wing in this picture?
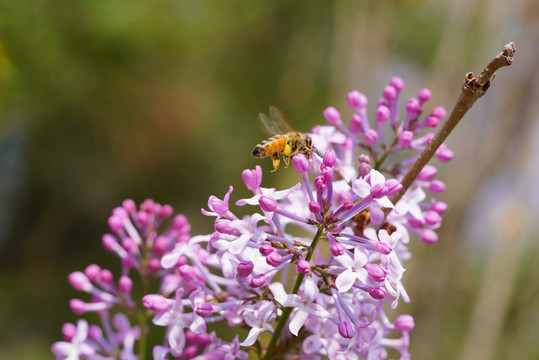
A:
[259,106,296,135]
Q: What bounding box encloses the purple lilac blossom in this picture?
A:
[53,76,449,360]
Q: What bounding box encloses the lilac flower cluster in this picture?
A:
[52,77,451,360]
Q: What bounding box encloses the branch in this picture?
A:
[385,42,516,214]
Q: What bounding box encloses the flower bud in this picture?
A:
[424,210,442,226]
[237,261,254,278]
[367,264,387,282]
[417,165,437,181]
[259,244,274,256]
[296,259,311,274]
[420,229,438,244]
[330,242,345,257]
[363,129,378,146]
[370,184,388,199]
[385,179,402,196]
[266,252,282,267]
[250,274,267,288]
[375,242,392,255]
[430,201,448,214]
[347,91,367,109]
[122,199,137,213]
[309,201,321,214]
[338,321,355,339]
[242,166,262,191]
[323,149,336,168]
[431,106,446,119]
[369,286,386,300]
[390,76,405,91]
[142,294,170,313]
[62,323,77,342]
[383,85,397,102]
[398,130,413,148]
[259,196,277,212]
[292,154,309,174]
[350,114,363,133]
[118,276,133,293]
[323,107,342,125]
[418,88,431,103]
[375,105,390,123]
[435,144,454,162]
[196,302,214,317]
[68,271,92,292]
[69,299,87,315]
[425,115,440,127]
[428,180,446,193]
[84,264,101,282]
[395,314,415,332]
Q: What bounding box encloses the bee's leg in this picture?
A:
[271,153,280,172]
[283,155,290,168]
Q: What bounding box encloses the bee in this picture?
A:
[252,106,313,172]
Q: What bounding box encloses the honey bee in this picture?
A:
[251,106,313,172]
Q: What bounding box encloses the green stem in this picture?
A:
[262,227,324,360]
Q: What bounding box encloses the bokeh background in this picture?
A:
[0,0,538,359]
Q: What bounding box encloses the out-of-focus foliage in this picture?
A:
[0,0,537,359]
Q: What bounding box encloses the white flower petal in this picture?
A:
[289,309,309,336]
[336,269,356,292]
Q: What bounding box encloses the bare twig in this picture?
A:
[385,42,516,216]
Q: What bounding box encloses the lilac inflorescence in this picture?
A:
[53,77,451,360]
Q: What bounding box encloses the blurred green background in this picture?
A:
[0,0,538,359]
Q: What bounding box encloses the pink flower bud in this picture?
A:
[148,258,160,271]
[259,244,274,256]
[88,325,103,340]
[347,91,368,109]
[358,163,371,178]
[161,204,174,218]
[425,116,440,127]
[323,106,342,125]
[338,321,354,339]
[405,98,420,114]
[250,274,267,288]
[196,302,214,317]
[292,154,309,174]
[431,106,446,119]
[296,260,311,274]
[118,276,133,293]
[367,264,387,282]
[420,229,438,244]
[309,201,321,214]
[398,130,413,148]
[395,314,415,332]
[237,261,254,278]
[369,286,386,300]
[142,294,170,313]
[430,201,448,214]
[383,85,397,102]
[314,176,325,192]
[424,210,442,226]
[137,211,149,227]
[323,149,336,168]
[122,199,137,213]
[428,180,446,194]
[258,196,277,212]
[84,264,101,282]
[62,323,77,341]
[214,219,235,235]
[100,269,113,283]
[375,242,392,255]
[363,129,378,146]
[242,166,262,191]
[417,165,437,181]
[68,271,92,292]
[418,88,431,103]
[173,214,190,232]
[408,217,424,228]
[370,184,388,199]
[153,236,169,255]
[390,76,405,91]
[266,252,282,267]
[350,114,363,133]
[184,345,198,359]
[342,201,354,210]
[194,332,211,347]
[107,215,123,233]
[375,105,390,123]
[385,179,402,196]
[330,242,345,256]
[435,144,454,162]
[69,299,87,315]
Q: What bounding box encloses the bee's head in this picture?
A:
[306,136,312,150]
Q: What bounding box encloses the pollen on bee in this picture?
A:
[283,144,292,156]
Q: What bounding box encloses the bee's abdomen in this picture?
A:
[252,135,287,158]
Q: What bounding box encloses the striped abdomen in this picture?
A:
[252,135,288,158]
